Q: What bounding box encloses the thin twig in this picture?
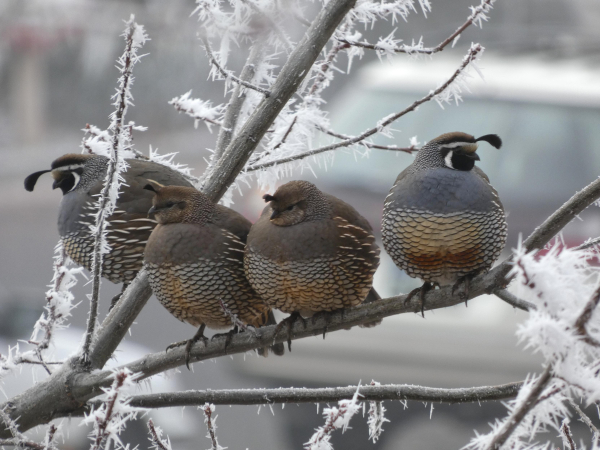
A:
[42,424,57,450]
[317,125,416,152]
[202,404,222,450]
[83,18,144,363]
[338,0,494,55]
[214,44,264,160]
[568,399,600,440]
[0,439,46,450]
[487,286,600,449]
[494,289,535,312]
[247,44,482,172]
[106,382,523,409]
[561,420,577,450]
[575,236,600,251]
[200,35,271,97]
[147,419,171,450]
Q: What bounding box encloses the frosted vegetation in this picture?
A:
[1,1,600,449]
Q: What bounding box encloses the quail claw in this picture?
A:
[274,312,304,352]
[405,282,433,318]
[166,324,208,370]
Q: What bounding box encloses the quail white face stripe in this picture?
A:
[56,164,85,172]
[444,151,455,169]
[68,172,81,192]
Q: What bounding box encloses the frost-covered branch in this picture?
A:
[305,386,361,450]
[246,44,482,172]
[568,400,600,440]
[111,381,522,409]
[214,44,264,160]
[561,420,577,450]
[169,91,225,130]
[339,0,495,56]
[200,35,271,97]
[82,16,148,363]
[83,370,140,450]
[471,264,600,449]
[28,243,80,373]
[147,419,172,450]
[202,404,224,450]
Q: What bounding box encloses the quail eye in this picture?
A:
[285,205,295,212]
[166,201,175,208]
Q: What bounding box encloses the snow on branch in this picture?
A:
[83,369,141,450]
[465,241,600,450]
[305,385,361,450]
[169,91,226,131]
[339,0,495,57]
[202,404,225,450]
[200,35,272,97]
[82,15,148,363]
[246,44,482,174]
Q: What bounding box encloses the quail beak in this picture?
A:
[147,206,157,218]
[459,151,480,161]
[270,209,279,220]
[52,179,62,190]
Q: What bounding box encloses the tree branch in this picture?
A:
[0,0,357,437]
[200,35,271,98]
[493,289,535,312]
[486,286,600,449]
[95,382,523,409]
[200,0,357,202]
[214,44,264,160]
[338,0,494,55]
[246,44,482,172]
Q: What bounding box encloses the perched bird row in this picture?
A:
[25,131,507,366]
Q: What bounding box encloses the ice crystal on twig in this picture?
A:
[147,419,172,450]
[305,385,362,450]
[367,381,389,443]
[465,240,600,449]
[202,403,226,450]
[83,369,142,450]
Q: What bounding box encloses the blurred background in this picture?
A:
[1,0,599,448]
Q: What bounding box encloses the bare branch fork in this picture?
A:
[338,0,495,55]
[246,44,482,172]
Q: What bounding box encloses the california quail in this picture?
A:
[381,132,507,313]
[143,183,283,366]
[24,154,192,287]
[244,180,380,344]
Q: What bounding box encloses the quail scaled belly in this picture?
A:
[143,183,283,367]
[24,154,192,289]
[382,132,507,313]
[244,180,380,344]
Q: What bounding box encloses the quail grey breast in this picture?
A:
[143,183,283,366]
[381,132,507,310]
[244,180,380,323]
[24,154,192,286]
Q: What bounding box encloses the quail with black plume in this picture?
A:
[244,180,380,347]
[143,183,283,367]
[24,154,192,292]
[382,132,507,314]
